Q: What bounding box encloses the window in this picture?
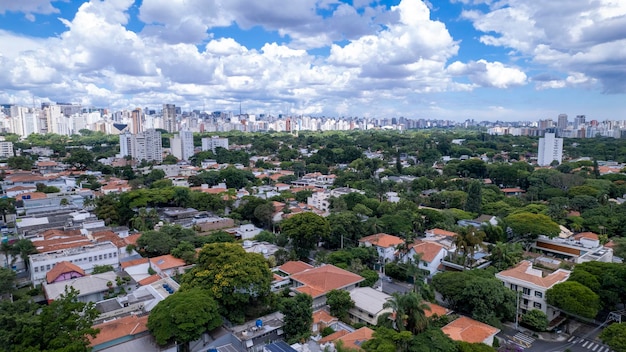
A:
[523,299,528,306]
[522,287,531,295]
[113,252,117,257]
[40,266,44,272]
[510,284,518,291]
[108,253,112,258]
[99,255,103,260]
[34,267,39,272]
[46,264,51,270]
[89,256,93,262]
[535,291,543,298]
[534,302,542,309]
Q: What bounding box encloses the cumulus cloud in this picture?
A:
[447,60,527,88]
[0,0,62,21]
[460,0,626,93]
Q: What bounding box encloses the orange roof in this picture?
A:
[275,183,289,188]
[442,316,500,344]
[46,261,86,283]
[6,185,36,192]
[313,309,338,325]
[89,315,149,347]
[319,330,350,344]
[501,187,525,193]
[278,261,314,275]
[425,302,450,318]
[409,241,445,263]
[138,274,161,286]
[359,233,404,248]
[37,161,57,167]
[18,192,47,200]
[120,257,149,269]
[124,233,142,247]
[150,254,186,270]
[92,230,126,248]
[496,261,570,288]
[574,232,599,241]
[428,228,458,237]
[335,327,374,350]
[290,265,364,298]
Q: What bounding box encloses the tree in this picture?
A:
[281,293,313,344]
[0,197,16,223]
[11,239,37,270]
[599,323,626,352]
[91,264,114,274]
[465,181,482,214]
[280,212,330,259]
[504,212,560,250]
[181,243,272,323]
[148,288,222,352]
[521,309,548,331]
[453,227,486,268]
[381,292,431,335]
[171,241,197,264]
[489,242,523,271]
[326,289,355,321]
[7,156,34,170]
[0,267,16,296]
[64,148,95,170]
[546,281,600,320]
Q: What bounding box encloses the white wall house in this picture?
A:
[400,241,447,277]
[359,233,404,263]
[495,260,571,321]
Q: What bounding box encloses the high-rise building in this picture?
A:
[557,114,568,130]
[170,130,194,161]
[131,108,143,134]
[537,133,563,166]
[201,136,229,152]
[121,129,163,162]
[119,132,132,158]
[574,115,586,128]
[163,104,177,133]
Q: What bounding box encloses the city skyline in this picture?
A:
[0,0,625,121]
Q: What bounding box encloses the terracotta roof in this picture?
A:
[124,233,142,247]
[427,228,458,237]
[501,187,525,193]
[574,232,599,241]
[290,265,364,298]
[496,260,570,288]
[6,185,36,192]
[425,302,450,318]
[120,257,149,269]
[17,192,47,200]
[409,241,445,263]
[442,316,500,344]
[278,261,314,275]
[150,254,186,270]
[138,274,161,286]
[334,327,374,350]
[33,236,92,253]
[319,330,350,344]
[46,261,86,283]
[89,315,149,347]
[37,161,57,167]
[313,309,338,325]
[359,233,404,248]
[275,183,289,188]
[92,230,126,248]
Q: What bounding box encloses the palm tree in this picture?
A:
[382,292,431,334]
[454,227,485,268]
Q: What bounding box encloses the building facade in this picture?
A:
[537,132,563,166]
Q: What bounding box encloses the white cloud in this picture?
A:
[460,0,626,93]
[0,0,62,20]
[447,60,527,88]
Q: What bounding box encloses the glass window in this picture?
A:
[534,302,542,309]
[34,267,39,272]
[522,287,531,295]
[535,291,543,298]
[89,256,93,262]
[46,264,51,270]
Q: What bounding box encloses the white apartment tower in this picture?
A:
[163,104,177,133]
[201,136,229,152]
[170,130,194,161]
[537,132,563,166]
[120,129,163,162]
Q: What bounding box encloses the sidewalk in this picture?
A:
[502,322,570,343]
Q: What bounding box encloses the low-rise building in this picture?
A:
[400,240,447,276]
[496,260,571,320]
[348,287,392,326]
[441,316,500,346]
[43,271,118,303]
[289,264,364,309]
[359,233,405,263]
[533,233,613,263]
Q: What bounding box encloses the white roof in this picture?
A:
[349,287,392,315]
[44,272,117,300]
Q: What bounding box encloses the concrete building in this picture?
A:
[128,129,163,163]
[495,260,571,321]
[537,133,563,166]
[163,104,177,133]
[0,139,14,158]
[170,129,194,161]
[201,136,229,152]
[348,287,392,325]
[359,233,405,263]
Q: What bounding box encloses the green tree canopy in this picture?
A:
[546,281,600,320]
[280,212,330,259]
[599,323,626,352]
[148,288,222,352]
[281,293,313,344]
[326,289,355,322]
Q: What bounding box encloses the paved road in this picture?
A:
[373,276,412,295]
[498,324,613,352]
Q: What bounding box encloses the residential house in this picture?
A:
[400,240,447,276]
[319,327,374,351]
[441,316,500,346]
[43,271,118,303]
[495,260,571,320]
[150,254,188,277]
[46,261,86,284]
[359,233,405,263]
[533,232,613,263]
[286,263,364,308]
[348,287,392,326]
[89,315,151,352]
[501,188,525,197]
[312,309,339,335]
[230,311,286,351]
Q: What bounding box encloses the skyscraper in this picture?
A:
[163,104,177,133]
[557,114,568,130]
[574,115,586,129]
[537,133,563,166]
[123,129,163,162]
[170,130,194,161]
[131,108,143,134]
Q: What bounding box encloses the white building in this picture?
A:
[170,129,194,161]
[201,136,229,152]
[348,287,392,326]
[0,140,14,158]
[29,242,120,284]
[495,260,571,320]
[359,233,405,263]
[125,129,163,163]
[537,133,563,166]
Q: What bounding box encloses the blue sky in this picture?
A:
[0,0,625,121]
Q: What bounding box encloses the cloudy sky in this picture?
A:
[0,0,625,121]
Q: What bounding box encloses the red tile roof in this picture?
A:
[496,260,570,288]
[574,232,599,241]
[150,254,186,271]
[333,327,374,350]
[409,241,445,263]
[441,316,500,344]
[425,302,450,318]
[313,310,338,326]
[290,265,364,298]
[138,274,161,286]
[278,261,314,275]
[89,315,149,347]
[427,228,458,237]
[46,261,86,283]
[124,233,142,247]
[120,258,149,269]
[359,233,404,248]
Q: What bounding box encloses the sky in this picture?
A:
[0,0,625,122]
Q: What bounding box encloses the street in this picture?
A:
[498,324,614,352]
